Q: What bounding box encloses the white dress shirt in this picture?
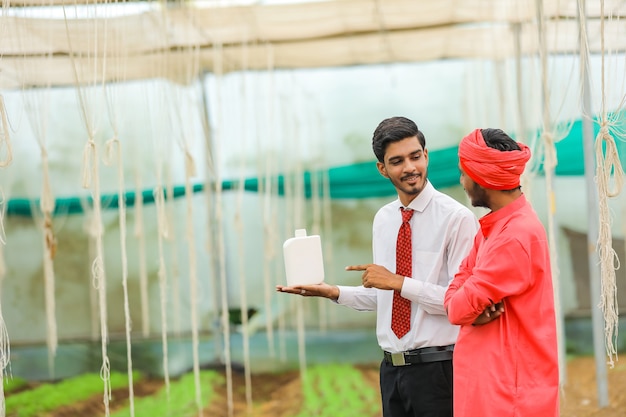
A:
[337,181,479,353]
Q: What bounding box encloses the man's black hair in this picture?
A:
[372,117,426,162]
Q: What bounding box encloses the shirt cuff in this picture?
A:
[400,277,423,299]
[335,285,353,305]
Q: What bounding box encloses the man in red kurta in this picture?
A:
[444,128,559,416]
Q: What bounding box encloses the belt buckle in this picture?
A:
[391,352,407,366]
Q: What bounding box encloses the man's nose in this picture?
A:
[402,159,415,171]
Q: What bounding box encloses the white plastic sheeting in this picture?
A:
[0,0,624,88]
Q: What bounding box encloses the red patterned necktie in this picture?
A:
[392,207,414,338]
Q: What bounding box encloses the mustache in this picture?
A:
[401,173,422,181]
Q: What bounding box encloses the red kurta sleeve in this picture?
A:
[445,233,531,325]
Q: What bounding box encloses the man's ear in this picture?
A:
[376,161,388,178]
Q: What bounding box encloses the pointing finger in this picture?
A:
[345,264,370,271]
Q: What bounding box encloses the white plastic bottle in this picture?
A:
[283,229,325,286]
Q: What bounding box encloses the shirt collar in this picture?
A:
[479,194,527,238]
[397,180,435,213]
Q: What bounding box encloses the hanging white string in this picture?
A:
[234,34,253,413]
[81,139,112,417]
[41,207,57,379]
[182,148,203,416]
[133,172,150,338]
[212,41,235,417]
[146,75,173,401]
[103,137,135,416]
[153,185,171,397]
[165,168,182,336]
[0,191,5,247]
[63,4,111,415]
[0,190,11,417]
[288,81,308,383]
[260,43,277,357]
[197,77,220,356]
[308,103,328,333]
[22,86,58,379]
[0,96,12,168]
[0,15,14,413]
[277,92,292,364]
[592,0,625,369]
[100,5,135,408]
[167,47,204,416]
[0,301,9,417]
[595,122,623,367]
[80,206,100,341]
[39,153,57,365]
[321,163,335,329]
[535,0,566,387]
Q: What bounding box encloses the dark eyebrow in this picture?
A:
[388,149,422,161]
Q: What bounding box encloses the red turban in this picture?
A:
[458,129,531,190]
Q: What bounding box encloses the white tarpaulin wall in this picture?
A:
[0,0,625,88]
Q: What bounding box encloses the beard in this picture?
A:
[468,182,489,208]
[389,170,428,198]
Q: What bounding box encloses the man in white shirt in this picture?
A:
[277,116,478,417]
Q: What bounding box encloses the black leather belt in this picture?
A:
[383,344,454,366]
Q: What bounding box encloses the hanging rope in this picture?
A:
[81,207,100,342]
[0,96,12,168]
[153,185,171,397]
[22,87,59,379]
[165,169,182,336]
[160,5,205,406]
[101,5,135,407]
[81,139,112,417]
[41,206,57,379]
[0,302,9,417]
[232,38,253,413]
[595,122,623,367]
[309,105,328,333]
[594,0,625,369]
[212,41,235,417]
[63,4,111,414]
[0,190,11,417]
[535,0,566,387]
[260,43,277,357]
[103,137,136,416]
[146,70,175,402]
[321,164,336,329]
[182,147,203,417]
[277,94,293,364]
[289,85,308,383]
[133,172,150,338]
[0,191,5,247]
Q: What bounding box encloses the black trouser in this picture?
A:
[380,359,453,417]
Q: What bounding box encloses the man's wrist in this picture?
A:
[395,274,406,292]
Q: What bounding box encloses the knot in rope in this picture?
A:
[81,139,97,189]
[595,120,624,198]
[91,256,105,290]
[103,136,120,167]
[541,131,558,171]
